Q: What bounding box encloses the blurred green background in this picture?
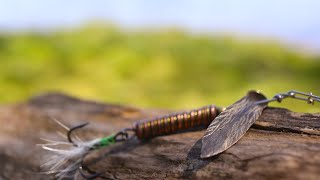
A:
[0,25,319,112]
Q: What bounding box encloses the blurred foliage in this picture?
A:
[0,24,319,112]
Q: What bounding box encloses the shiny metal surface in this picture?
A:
[201,90,267,158]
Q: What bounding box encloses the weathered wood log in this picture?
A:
[0,93,319,180]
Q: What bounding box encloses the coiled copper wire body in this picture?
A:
[134,105,222,139]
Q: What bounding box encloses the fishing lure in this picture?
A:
[39,105,224,179]
[40,90,319,179]
[201,90,320,158]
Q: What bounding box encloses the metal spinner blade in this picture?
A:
[201,90,268,158]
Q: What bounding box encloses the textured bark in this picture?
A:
[0,93,319,180]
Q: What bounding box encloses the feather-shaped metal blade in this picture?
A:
[201,90,268,158]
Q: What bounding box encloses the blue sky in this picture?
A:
[0,0,319,48]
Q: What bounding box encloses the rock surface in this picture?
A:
[0,93,319,180]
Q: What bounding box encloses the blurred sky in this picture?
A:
[0,0,320,48]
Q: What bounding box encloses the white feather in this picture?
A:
[39,118,101,179]
[40,138,100,179]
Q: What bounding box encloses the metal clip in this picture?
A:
[256,90,320,105]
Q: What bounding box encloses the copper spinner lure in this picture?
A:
[39,90,319,179]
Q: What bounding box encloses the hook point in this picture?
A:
[67,122,89,145]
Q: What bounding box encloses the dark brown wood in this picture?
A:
[0,93,319,180]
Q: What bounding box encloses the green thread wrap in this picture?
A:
[97,134,116,149]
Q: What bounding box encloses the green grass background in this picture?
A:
[0,25,319,112]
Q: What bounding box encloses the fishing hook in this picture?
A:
[67,122,89,146]
[78,128,136,179]
[66,123,104,179]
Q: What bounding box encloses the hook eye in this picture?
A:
[67,122,89,146]
[114,131,129,142]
